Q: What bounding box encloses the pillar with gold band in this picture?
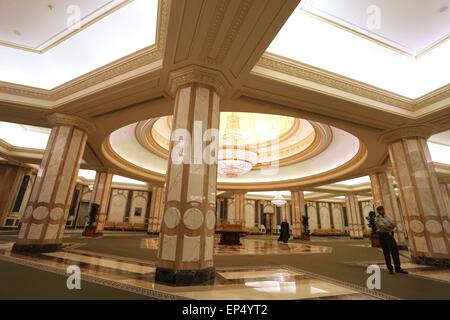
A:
[290,188,305,239]
[234,192,246,226]
[147,185,165,234]
[13,113,95,253]
[88,170,113,237]
[381,125,450,266]
[367,166,407,247]
[345,194,364,239]
[155,66,226,286]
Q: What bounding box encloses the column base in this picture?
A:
[12,243,62,254]
[155,267,215,286]
[412,256,450,268]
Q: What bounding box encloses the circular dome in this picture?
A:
[103,112,366,190]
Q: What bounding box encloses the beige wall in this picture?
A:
[107,189,150,224]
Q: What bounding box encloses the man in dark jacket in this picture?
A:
[278,217,290,243]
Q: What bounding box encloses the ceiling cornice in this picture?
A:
[0,0,170,106]
[254,53,450,117]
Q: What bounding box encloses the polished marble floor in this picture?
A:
[141,237,332,255]
[0,242,384,300]
[351,259,450,285]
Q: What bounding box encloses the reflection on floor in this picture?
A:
[350,259,450,285]
[141,237,332,255]
[0,242,388,300]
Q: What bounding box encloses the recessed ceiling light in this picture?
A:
[438,5,448,13]
[13,30,21,36]
[48,4,55,11]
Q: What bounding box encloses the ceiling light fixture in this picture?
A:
[271,192,287,207]
[218,113,258,178]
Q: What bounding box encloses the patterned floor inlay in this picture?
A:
[349,259,450,285]
[0,242,389,300]
[43,252,155,275]
[141,238,332,255]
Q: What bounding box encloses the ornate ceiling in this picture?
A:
[0,0,449,193]
[104,112,366,190]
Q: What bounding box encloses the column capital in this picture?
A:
[46,113,96,134]
[364,166,388,175]
[167,65,229,97]
[379,125,435,144]
[289,188,303,193]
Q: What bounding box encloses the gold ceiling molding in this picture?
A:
[379,124,436,144]
[257,53,450,113]
[0,0,134,54]
[101,138,164,182]
[256,53,415,111]
[0,139,44,158]
[101,130,368,191]
[133,116,333,170]
[0,0,170,103]
[255,122,333,169]
[135,119,168,159]
[202,0,253,65]
[414,85,450,110]
[163,113,302,150]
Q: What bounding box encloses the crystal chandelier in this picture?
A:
[218,113,258,178]
[271,192,287,207]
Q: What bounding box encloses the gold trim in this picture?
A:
[135,116,333,169]
[257,53,414,110]
[256,53,450,112]
[0,0,170,101]
[101,132,368,191]
[0,0,133,54]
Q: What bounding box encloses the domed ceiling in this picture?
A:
[104,112,366,190]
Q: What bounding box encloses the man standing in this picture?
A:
[278,217,290,243]
[375,206,408,275]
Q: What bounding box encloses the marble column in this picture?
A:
[155,67,223,286]
[382,126,450,266]
[367,167,406,246]
[234,192,246,226]
[148,186,165,234]
[88,171,113,236]
[290,189,305,239]
[13,113,95,253]
[345,195,364,239]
